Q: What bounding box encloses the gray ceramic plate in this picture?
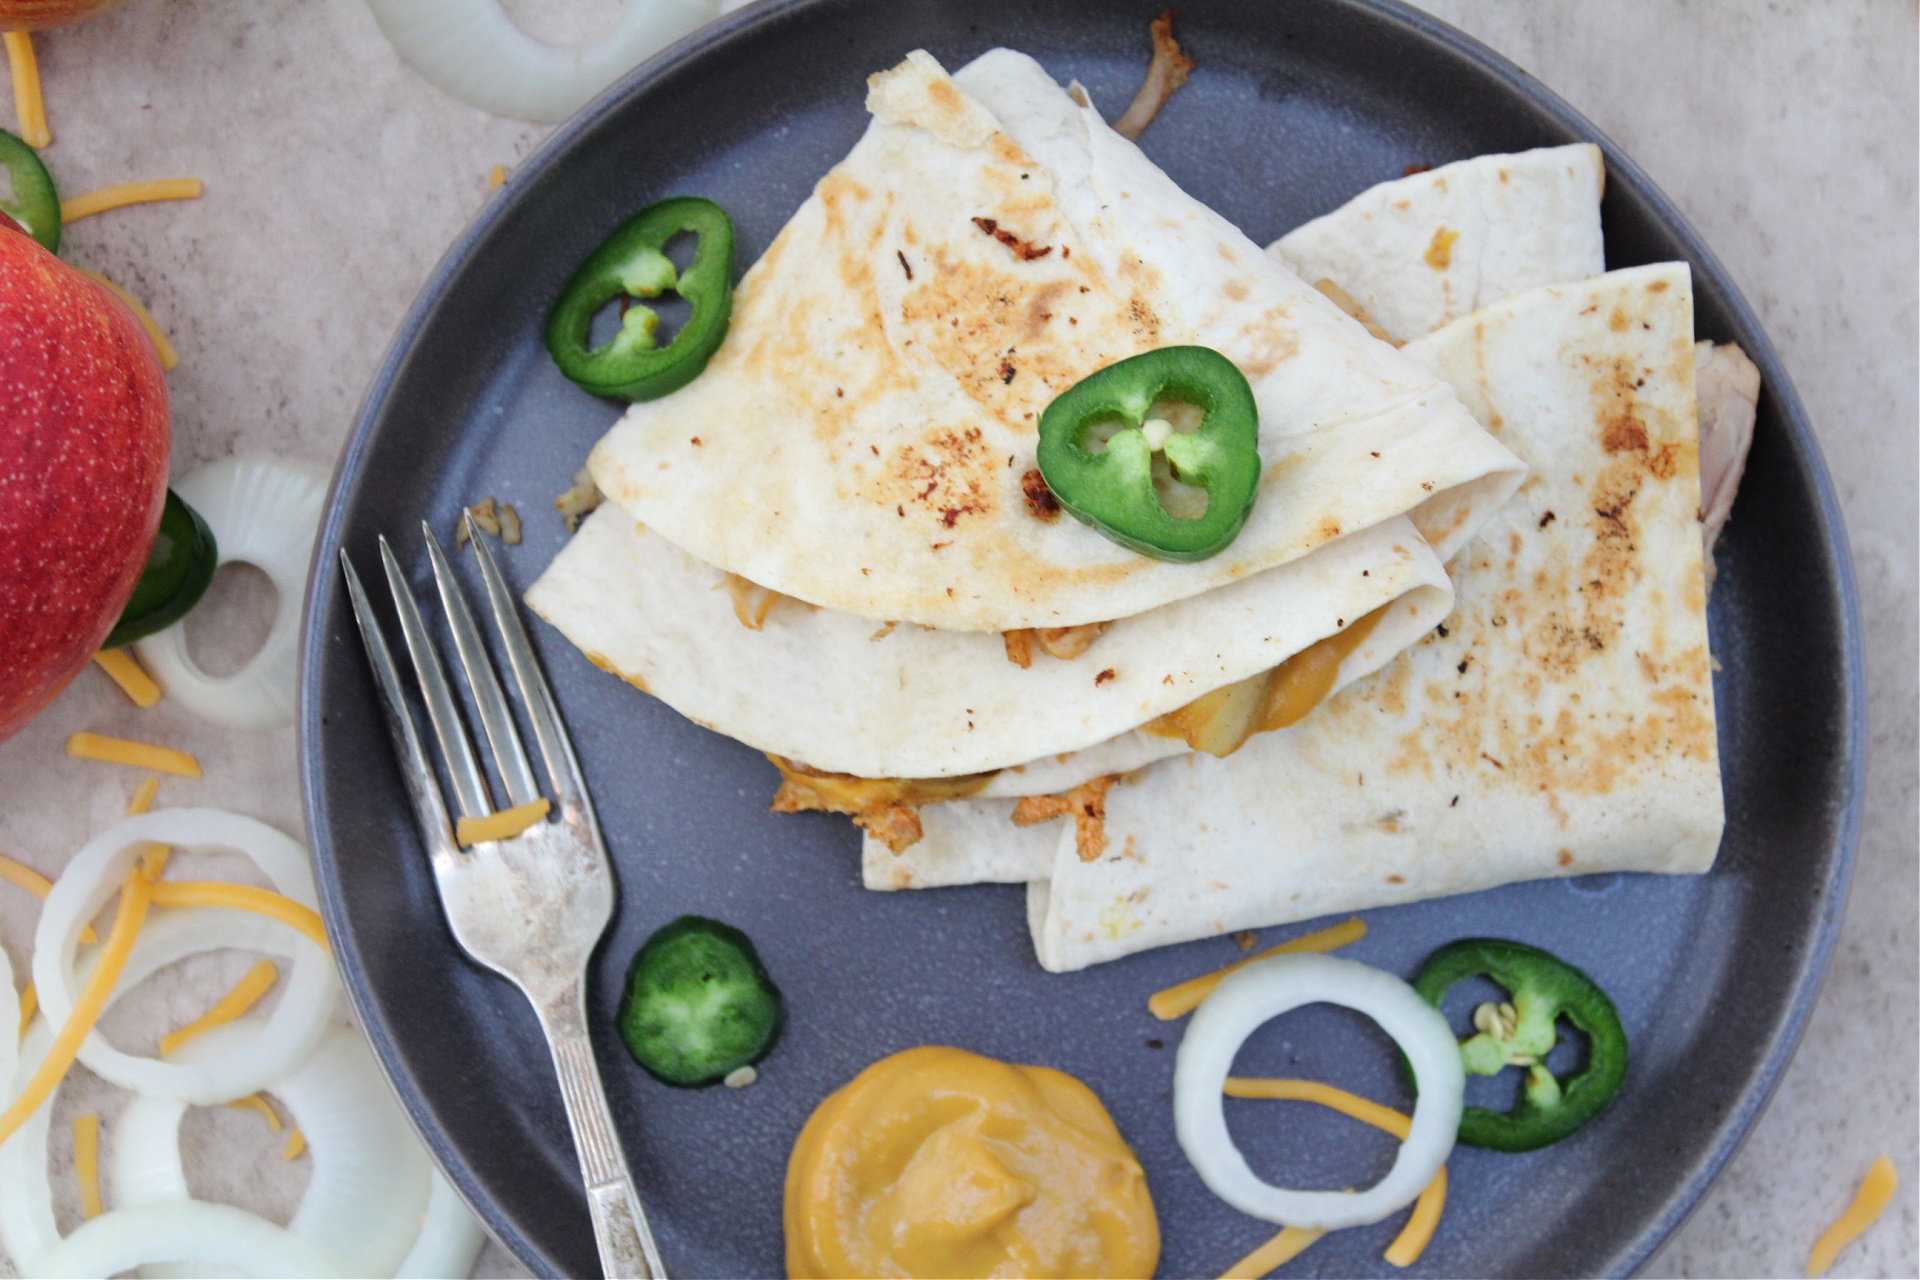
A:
[298,2,1865,1275]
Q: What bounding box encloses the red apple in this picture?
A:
[0,0,122,32]
[0,215,169,741]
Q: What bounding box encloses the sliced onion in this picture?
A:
[134,457,330,730]
[1172,952,1464,1231]
[31,1202,343,1279]
[395,1171,488,1280]
[0,1021,60,1275]
[0,942,16,1093]
[114,1024,433,1279]
[107,1091,190,1204]
[32,810,338,1105]
[366,0,722,125]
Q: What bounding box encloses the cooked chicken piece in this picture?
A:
[1003,628,1035,669]
[555,466,604,533]
[766,755,995,854]
[1036,622,1109,660]
[855,803,924,855]
[1112,10,1194,141]
[1013,774,1118,861]
[1695,340,1761,591]
[1003,621,1110,667]
[720,573,814,630]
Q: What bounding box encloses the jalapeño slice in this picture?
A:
[545,195,735,403]
[104,490,218,650]
[617,915,783,1088]
[1036,345,1260,562]
[1411,937,1628,1153]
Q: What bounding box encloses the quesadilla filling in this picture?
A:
[1144,602,1390,756]
[1002,621,1110,667]
[768,595,1410,854]
[768,757,997,854]
[1012,775,1119,862]
[723,573,813,631]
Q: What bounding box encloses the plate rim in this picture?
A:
[296,1,1868,1275]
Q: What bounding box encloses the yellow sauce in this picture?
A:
[785,1046,1159,1279]
[1146,602,1393,756]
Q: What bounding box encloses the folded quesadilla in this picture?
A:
[577,49,1522,634]
[865,142,1616,883]
[1025,263,1723,970]
[1271,143,1606,345]
[530,50,1529,833]
[528,507,1451,780]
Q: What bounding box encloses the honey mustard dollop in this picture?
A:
[784,1046,1159,1279]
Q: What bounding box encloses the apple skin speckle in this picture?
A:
[0,217,170,741]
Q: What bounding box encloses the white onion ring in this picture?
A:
[113,1025,433,1279]
[366,0,722,125]
[1172,952,1464,1230]
[32,810,339,1105]
[0,942,17,1093]
[395,1171,488,1279]
[134,457,329,730]
[0,1021,61,1275]
[31,1202,343,1279]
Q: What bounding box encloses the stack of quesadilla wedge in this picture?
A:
[871,146,1740,972]
[1025,261,1724,970]
[528,49,1529,848]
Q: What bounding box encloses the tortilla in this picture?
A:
[528,506,1452,779]
[585,49,1523,632]
[860,798,1050,891]
[1026,263,1722,971]
[1271,144,1606,345]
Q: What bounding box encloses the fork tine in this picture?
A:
[424,522,541,808]
[465,513,592,815]
[379,535,494,820]
[340,550,459,865]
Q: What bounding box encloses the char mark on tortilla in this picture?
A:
[971,216,1052,260]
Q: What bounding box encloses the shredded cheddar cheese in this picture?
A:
[0,863,155,1148]
[1149,918,1368,1020]
[1382,1166,1446,1268]
[488,163,508,189]
[138,843,170,882]
[60,177,202,224]
[159,958,278,1057]
[0,853,94,942]
[1225,1078,1447,1269]
[1424,225,1460,270]
[148,881,328,951]
[17,980,35,1036]
[455,796,552,847]
[1220,1227,1324,1279]
[230,1094,307,1162]
[74,268,180,371]
[0,851,54,899]
[67,732,201,777]
[4,32,49,148]
[93,648,161,706]
[73,1113,104,1218]
[126,775,161,816]
[1225,1076,1411,1134]
[226,1092,284,1131]
[1808,1154,1898,1276]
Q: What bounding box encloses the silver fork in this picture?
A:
[341,512,663,1280]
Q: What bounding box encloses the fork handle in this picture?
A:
[539,985,666,1279]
